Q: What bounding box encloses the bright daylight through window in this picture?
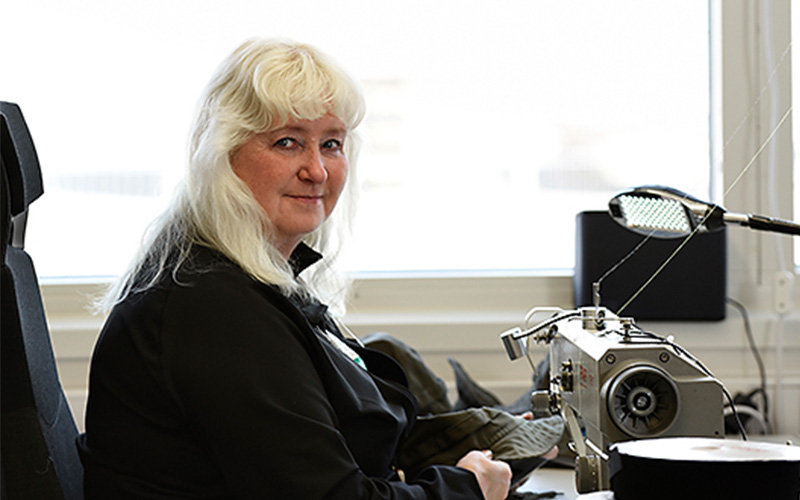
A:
[3,1,710,279]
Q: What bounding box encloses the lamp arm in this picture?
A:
[724,212,800,236]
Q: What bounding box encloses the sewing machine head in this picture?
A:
[501,306,724,492]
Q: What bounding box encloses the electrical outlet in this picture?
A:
[773,270,794,314]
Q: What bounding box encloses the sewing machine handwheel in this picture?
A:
[607,365,679,438]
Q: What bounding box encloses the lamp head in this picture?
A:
[608,185,725,239]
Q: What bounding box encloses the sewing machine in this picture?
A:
[500,305,725,492]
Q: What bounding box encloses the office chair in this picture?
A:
[1,101,84,500]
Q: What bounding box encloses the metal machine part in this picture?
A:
[606,365,679,439]
[503,306,725,493]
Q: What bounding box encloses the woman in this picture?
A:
[78,38,516,500]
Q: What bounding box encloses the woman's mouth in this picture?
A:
[287,194,323,203]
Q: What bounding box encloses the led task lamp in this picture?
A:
[608,185,800,238]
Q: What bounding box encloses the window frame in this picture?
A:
[719,0,797,310]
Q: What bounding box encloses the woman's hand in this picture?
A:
[456,450,512,500]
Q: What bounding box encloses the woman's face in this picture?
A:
[231,113,349,257]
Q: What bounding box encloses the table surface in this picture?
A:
[517,466,615,499]
[517,466,587,499]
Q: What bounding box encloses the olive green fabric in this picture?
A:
[448,357,503,409]
[396,408,564,477]
[361,333,564,477]
[361,332,453,415]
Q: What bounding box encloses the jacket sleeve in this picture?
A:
[159,271,484,500]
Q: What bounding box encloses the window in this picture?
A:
[3,0,709,278]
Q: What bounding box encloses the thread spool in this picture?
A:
[609,437,800,500]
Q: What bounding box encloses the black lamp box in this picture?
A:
[573,211,727,321]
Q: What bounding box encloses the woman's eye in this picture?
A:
[323,139,343,151]
[273,137,297,148]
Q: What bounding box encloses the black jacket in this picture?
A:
[78,244,483,499]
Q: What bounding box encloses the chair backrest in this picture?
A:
[1,101,84,500]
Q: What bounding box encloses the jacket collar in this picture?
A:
[289,242,323,277]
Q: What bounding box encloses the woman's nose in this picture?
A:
[299,147,328,183]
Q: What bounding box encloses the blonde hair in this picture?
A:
[102,38,365,312]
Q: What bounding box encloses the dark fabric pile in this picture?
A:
[361,333,564,489]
